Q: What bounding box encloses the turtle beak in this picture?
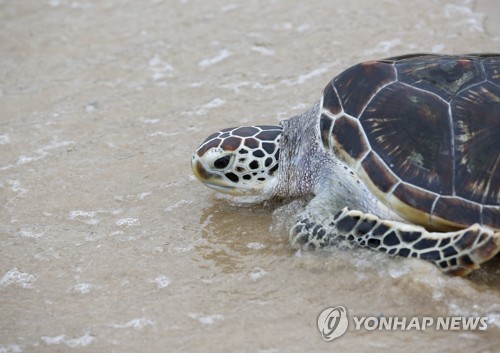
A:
[191,156,212,182]
[191,155,239,194]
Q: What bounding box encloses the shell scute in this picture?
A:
[319,113,334,151]
[333,60,396,118]
[483,56,500,85]
[453,81,500,204]
[332,115,369,163]
[395,56,484,101]
[322,82,342,115]
[360,151,398,193]
[392,183,437,215]
[360,81,453,194]
[432,196,481,228]
[483,206,500,229]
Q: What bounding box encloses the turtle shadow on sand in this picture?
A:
[195,196,500,288]
[194,197,289,274]
[468,255,500,289]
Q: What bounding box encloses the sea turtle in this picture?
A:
[191,54,500,275]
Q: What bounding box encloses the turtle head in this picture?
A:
[191,125,282,196]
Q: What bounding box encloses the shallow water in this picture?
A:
[1,0,499,352]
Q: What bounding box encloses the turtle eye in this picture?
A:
[213,155,232,170]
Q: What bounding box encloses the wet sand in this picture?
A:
[1,0,499,352]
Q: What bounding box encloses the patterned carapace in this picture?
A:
[319,54,499,230]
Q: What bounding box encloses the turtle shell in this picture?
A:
[320,54,500,231]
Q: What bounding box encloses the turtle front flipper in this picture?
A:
[290,207,500,276]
